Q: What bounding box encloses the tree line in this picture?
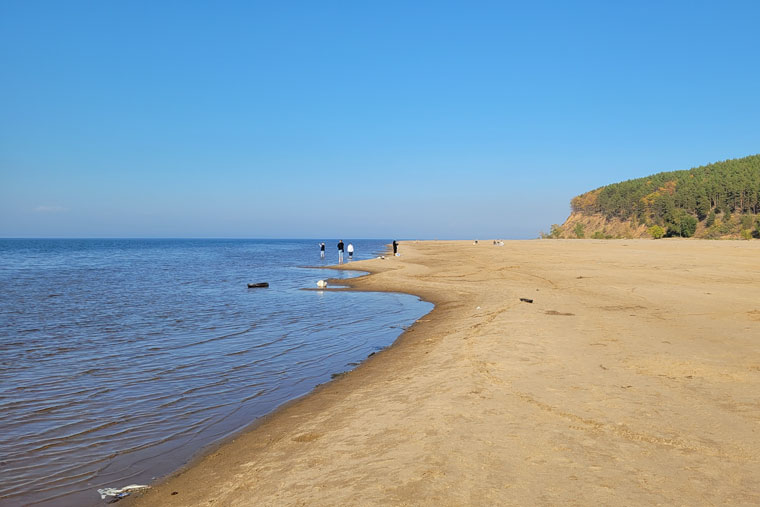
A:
[570,154,760,236]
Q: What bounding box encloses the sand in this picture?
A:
[133,240,760,506]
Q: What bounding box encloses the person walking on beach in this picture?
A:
[347,242,354,261]
[320,242,325,259]
[337,240,344,264]
[392,240,398,255]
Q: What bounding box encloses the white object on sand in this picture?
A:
[97,484,150,500]
[317,280,327,288]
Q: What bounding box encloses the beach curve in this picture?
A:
[131,239,760,506]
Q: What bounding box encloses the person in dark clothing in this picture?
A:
[392,240,398,255]
[337,240,344,264]
[320,242,325,259]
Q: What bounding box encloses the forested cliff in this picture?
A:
[545,154,760,239]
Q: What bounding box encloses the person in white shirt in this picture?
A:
[347,243,354,260]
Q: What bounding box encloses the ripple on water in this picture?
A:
[0,239,432,506]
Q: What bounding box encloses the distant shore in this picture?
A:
[133,239,760,506]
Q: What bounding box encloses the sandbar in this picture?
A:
[133,240,760,506]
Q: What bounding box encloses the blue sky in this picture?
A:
[1,1,758,239]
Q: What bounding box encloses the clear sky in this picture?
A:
[1,1,758,239]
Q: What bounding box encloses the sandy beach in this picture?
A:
[133,240,760,506]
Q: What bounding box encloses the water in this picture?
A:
[0,239,432,506]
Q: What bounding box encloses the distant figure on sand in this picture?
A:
[320,242,325,259]
[347,243,354,260]
[392,240,398,255]
[337,240,344,264]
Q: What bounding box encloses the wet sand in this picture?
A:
[133,240,760,506]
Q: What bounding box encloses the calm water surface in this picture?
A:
[0,239,431,506]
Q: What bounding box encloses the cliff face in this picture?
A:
[549,211,759,239]
[554,212,649,239]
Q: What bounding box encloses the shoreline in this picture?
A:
[130,244,444,505]
[133,239,760,506]
[127,246,438,504]
[2,239,426,507]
